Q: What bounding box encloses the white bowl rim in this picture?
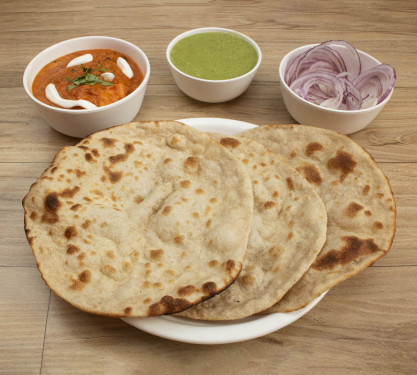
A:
[279,43,394,114]
[166,27,262,83]
[23,35,151,114]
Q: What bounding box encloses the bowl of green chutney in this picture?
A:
[166,27,262,103]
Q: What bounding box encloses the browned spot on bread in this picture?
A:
[193,212,200,219]
[225,260,235,272]
[106,250,115,259]
[287,232,294,241]
[66,244,80,254]
[124,143,134,154]
[241,274,255,286]
[74,169,85,178]
[133,195,144,205]
[109,153,127,164]
[64,226,77,240]
[163,158,172,164]
[143,298,152,304]
[174,235,184,244]
[100,137,116,147]
[81,220,91,229]
[210,198,217,203]
[41,192,61,224]
[102,166,122,183]
[365,210,372,216]
[296,164,322,186]
[242,159,249,164]
[305,142,324,157]
[327,150,357,182]
[59,186,80,198]
[123,262,132,272]
[374,221,384,229]
[263,201,277,209]
[363,185,370,195]
[184,156,198,171]
[30,211,38,220]
[206,219,212,228]
[202,282,217,295]
[180,180,191,188]
[220,137,241,148]
[148,296,191,316]
[268,246,282,258]
[289,151,297,159]
[344,202,364,218]
[195,188,204,194]
[91,149,99,157]
[209,260,218,267]
[178,285,197,297]
[85,153,93,162]
[150,249,164,260]
[78,270,91,283]
[162,206,172,215]
[376,193,384,198]
[286,177,294,190]
[69,279,83,290]
[273,265,281,273]
[272,191,279,198]
[312,236,381,270]
[124,307,132,315]
[51,166,58,174]
[78,145,89,150]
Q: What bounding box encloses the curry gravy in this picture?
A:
[32,49,143,109]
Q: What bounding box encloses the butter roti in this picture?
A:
[180,134,327,320]
[241,125,396,312]
[23,121,253,317]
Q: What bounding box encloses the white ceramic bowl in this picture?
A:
[279,44,394,134]
[166,27,262,103]
[23,36,150,138]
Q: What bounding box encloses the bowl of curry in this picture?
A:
[23,36,150,138]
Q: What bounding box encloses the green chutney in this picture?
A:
[170,32,258,80]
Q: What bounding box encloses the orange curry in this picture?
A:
[32,49,143,109]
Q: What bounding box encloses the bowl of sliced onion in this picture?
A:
[279,40,396,134]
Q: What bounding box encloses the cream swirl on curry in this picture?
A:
[32,49,143,109]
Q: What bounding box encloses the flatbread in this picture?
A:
[23,121,254,317]
[179,134,327,320]
[241,124,396,312]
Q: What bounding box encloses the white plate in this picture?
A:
[122,117,327,345]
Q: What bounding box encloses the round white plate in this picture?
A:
[122,117,327,345]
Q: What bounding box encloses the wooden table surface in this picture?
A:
[1,0,417,374]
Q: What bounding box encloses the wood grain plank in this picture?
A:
[0,267,50,375]
[1,85,416,163]
[40,266,416,375]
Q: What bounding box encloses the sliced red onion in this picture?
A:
[285,40,395,110]
[353,64,396,104]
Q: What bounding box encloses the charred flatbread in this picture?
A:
[241,124,396,312]
[23,121,254,317]
[179,134,327,320]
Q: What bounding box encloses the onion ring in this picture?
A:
[285,41,396,110]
